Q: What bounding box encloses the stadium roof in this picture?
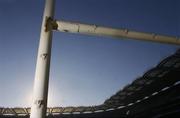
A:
[0,49,180,116]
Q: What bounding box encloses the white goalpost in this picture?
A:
[30,0,180,118]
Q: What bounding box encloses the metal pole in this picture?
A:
[54,20,180,45]
[30,0,55,118]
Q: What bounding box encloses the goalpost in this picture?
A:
[30,0,54,118]
[30,0,180,118]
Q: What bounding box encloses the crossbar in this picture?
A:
[54,20,180,45]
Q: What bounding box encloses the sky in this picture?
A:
[0,0,179,107]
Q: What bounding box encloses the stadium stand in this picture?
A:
[0,49,180,118]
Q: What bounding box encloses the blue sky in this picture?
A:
[0,0,179,107]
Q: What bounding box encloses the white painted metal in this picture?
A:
[29,0,179,117]
[55,20,180,45]
[30,0,55,118]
